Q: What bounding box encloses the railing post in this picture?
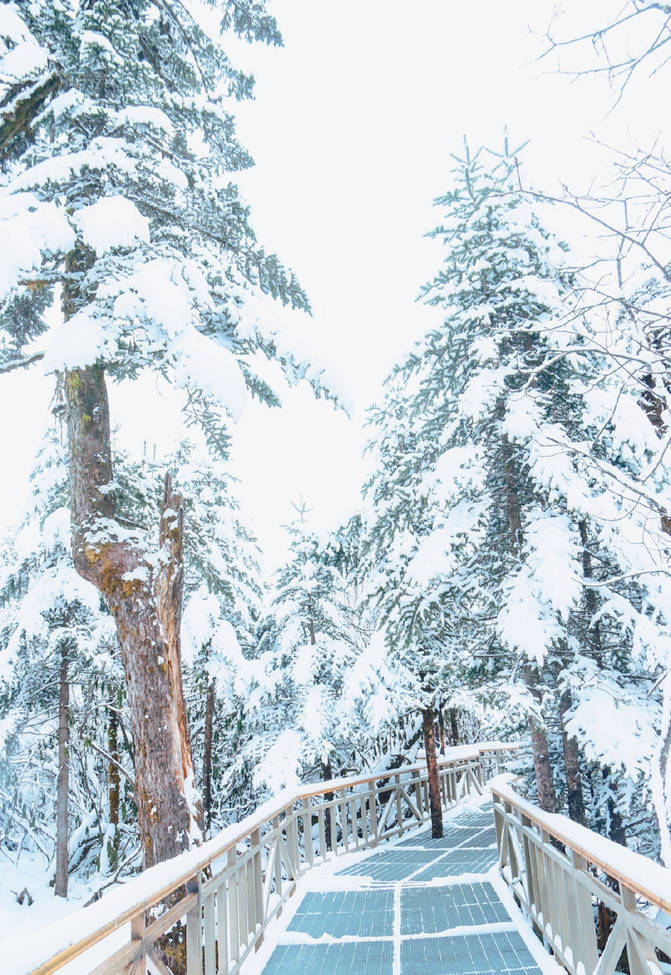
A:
[216,873,229,975]
[186,874,202,975]
[302,798,314,866]
[203,887,216,975]
[130,911,147,975]
[227,847,239,968]
[329,796,337,853]
[250,827,264,948]
[289,812,300,879]
[370,787,379,844]
[415,773,424,820]
[395,773,403,835]
[273,814,283,906]
[621,885,660,975]
[566,851,599,975]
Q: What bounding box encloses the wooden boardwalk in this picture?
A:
[259,799,554,975]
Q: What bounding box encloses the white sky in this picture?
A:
[0,0,666,572]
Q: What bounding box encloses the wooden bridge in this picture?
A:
[11,743,671,975]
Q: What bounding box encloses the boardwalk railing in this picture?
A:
[492,776,671,975]
[23,742,517,975]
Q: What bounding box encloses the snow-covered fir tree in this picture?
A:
[0,0,328,866]
[248,509,382,801]
[363,139,668,852]
[0,429,128,898]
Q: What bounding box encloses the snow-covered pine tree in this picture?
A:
[249,510,378,810]
[177,445,265,832]
[362,368,487,838]
[0,1,326,866]
[364,139,668,845]
[0,429,129,896]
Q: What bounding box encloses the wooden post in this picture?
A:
[250,827,264,947]
[186,875,202,975]
[216,877,229,975]
[394,773,403,835]
[203,891,216,975]
[130,912,146,975]
[227,849,239,967]
[370,788,379,844]
[302,799,313,865]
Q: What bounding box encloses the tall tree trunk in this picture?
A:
[526,681,558,814]
[580,522,627,840]
[438,708,446,755]
[108,708,120,829]
[203,682,214,834]
[502,433,559,813]
[422,707,443,838]
[559,691,586,824]
[65,364,201,867]
[449,707,459,746]
[107,705,120,870]
[55,642,69,898]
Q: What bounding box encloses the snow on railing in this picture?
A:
[491,775,671,975]
[14,742,518,975]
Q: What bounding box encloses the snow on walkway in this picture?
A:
[250,797,564,975]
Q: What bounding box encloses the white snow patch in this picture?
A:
[73,196,149,254]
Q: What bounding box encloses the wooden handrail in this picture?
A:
[490,776,671,914]
[14,742,518,975]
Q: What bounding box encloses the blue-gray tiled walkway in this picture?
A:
[261,800,546,974]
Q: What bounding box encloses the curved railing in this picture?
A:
[16,742,518,975]
[491,776,671,975]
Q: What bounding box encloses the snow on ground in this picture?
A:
[0,851,113,970]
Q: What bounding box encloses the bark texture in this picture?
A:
[559,692,586,824]
[422,707,443,838]
[55,642,69,898]
[449,708,459,747]
[65,365,200,867]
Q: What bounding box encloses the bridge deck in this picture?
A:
[257,798,558,975]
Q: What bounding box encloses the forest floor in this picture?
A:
[0,847,93,948]
[250,795,563,975]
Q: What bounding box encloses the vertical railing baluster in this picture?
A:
[203,891,216,975]
[568,851,599,974]
[216,877,228,975]
[273,817,283,905]
[329,796,337,853]
[186,875,202,975]
[302,798,313,866]
[318,806,326,859]
[395,773,403,835]
[227,848,239,968]
[250,827,264,948]
[370,785,379,844]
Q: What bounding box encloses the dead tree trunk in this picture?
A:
[203,682,214,834]
[65,364,201,867]
[422,707,443,838]
[55,642,69,898]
